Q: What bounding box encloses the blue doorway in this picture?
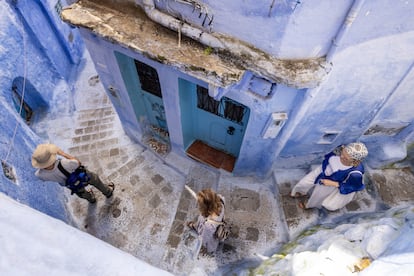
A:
[179,78,249,171]
[115,52,170,155]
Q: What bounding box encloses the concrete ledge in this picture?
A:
[368,167,414,207]
[62,0,330,89]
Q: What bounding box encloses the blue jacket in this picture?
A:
[314,149,365,195]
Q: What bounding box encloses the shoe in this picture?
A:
[88,190,96,204]
[105,182,115,198]
[298,200,308,210]
[187,221,197,232]
[290,192,307,198]
[199,246,214,257]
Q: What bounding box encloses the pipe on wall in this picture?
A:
[141,0,330,90]
[270,0,366,165]
[141,0,271,62]
[326,0,366,63]
[142,0,225,49]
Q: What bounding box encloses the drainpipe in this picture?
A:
[270,0,366,162]
[326,0,366,63]
[142,0,269,61]
[140,0,332,90]
[142,0,224,49]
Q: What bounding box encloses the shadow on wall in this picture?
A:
[11,77,49,126]
[0,78,70,222]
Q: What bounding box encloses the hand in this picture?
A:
[319,179,339,187]
[57,149,81,165]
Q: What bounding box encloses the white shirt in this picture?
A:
[35,159,79,186]
[324,156,352,176]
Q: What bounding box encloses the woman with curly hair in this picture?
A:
[187,188,225,254]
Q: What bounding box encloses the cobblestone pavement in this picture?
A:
[64,96,286,274]
[56,58,414,275]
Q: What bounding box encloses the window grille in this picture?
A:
[134,60,162,98]
[197,85,219,115]
[224,99,245,123]
[196,85,247,125]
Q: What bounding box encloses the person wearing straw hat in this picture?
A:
[32,143,114,203]
[290,142,368,211]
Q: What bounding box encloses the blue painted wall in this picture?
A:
[69,0,414,178]
[154,0,351,58]
[0,0,84,222]
[78,28,312,177]
[0,0,412,215]
[13,0,83,81]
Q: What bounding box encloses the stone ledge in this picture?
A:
[62,0,330,89]
[368,167,414,206]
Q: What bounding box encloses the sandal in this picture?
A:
[88,190,96,204]
[298,200,308,210]
[290,192,307,198]
[106,182,115,198]
[187,221,197,232]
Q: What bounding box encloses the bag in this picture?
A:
[57,161,90,194]
[211,219,231,241]
[215,221,231,241]
[214,196,231,241]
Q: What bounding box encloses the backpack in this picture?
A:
[214,220,231,241]
[207,219,231,241]
[213,196,231,241]
[57,161,90,194]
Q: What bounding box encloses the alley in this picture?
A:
[53,55,414,275]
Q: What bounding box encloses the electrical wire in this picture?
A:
[3,19,27,165]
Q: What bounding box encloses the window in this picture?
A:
[2,160,17,184]
[134,60,162,98]
[12,84,33,124]
[197,85,219,115]
[318,131,341,144]
[224,99,245,124]
[196,85,247,125]
[364,123,409,136]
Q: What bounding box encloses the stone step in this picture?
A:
[76,106,114,119]
[68,137,120,156]
[77,116,116,128]
[71,130,116,145]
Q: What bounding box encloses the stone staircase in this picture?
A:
[64,94,188,269]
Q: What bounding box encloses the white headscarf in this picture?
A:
[345,142,368,161]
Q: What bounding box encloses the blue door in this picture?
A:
[179,79,249,157]
[115,52,169,153]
